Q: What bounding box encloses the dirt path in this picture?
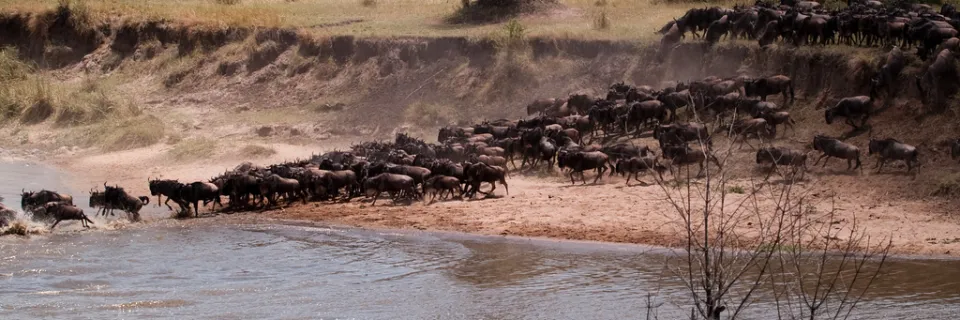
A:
[48,144,960,258]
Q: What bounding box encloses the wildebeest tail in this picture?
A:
[139,196,151,205]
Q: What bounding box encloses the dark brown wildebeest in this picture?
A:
[42,202,94,230]
[462,162,508,198]
[625,100,668,135]
[916,49,958,110]
[386,165,431,194]
[148,179,183,211]
[722,118,774,149]
[872,46,906,97]
[825,95,873,130]
[868,138,920,173]
[89,190,114,217]
[614,156,666,185]
[654,122,711,147]
[704,15,731,47]
[21,189,73,214]
[744,75,795,105]
[755,110,796,137]
[104,184,150,222]
[561,151,610,185]
[758,20,780,47]
[364,173,418,206]
[423,175,463,203]
[756,146,808,178]
[258,175,300,208]
[662,145,722,178]
[320,170,359,200]
[812,135,862,172]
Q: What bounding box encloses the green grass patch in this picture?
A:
[728,185,745,194]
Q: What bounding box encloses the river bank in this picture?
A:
[27,142,960,259]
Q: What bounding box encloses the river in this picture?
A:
[1,161,959,319]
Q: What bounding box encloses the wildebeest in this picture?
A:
[662,145,723,178]
[103,184,150,222]
[463,162,509,198]
[21,189,73,215]
[756,147,808,177]
[825,95,873,129]
[614,156,666,185]
[722,118,775,148]
[89,190,114,217]
[868,138,920,173]
[744,75,795,104]
[258,175,300,208]
[148,179,183,210]
[42,202,94,230]
[423,175,463,203]
[755,110,796,137]
[364,173,418,206]
[561,151,610,185]
[812,135,862,172]
[654,122,711,147]
[177,181,222,217]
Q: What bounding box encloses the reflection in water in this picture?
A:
[0,223,959,319]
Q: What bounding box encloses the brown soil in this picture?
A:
[4,8,960,257]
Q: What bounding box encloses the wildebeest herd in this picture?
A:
[5,68,950,232]
[657,0,960,109]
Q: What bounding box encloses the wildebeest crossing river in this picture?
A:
[2,161,960,319]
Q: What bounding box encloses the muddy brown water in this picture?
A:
[2,161,960,319]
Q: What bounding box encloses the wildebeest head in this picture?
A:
[824,108,835,124]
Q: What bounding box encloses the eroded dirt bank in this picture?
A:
[2,10,960,256]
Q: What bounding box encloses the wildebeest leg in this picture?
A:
[163,197,173,210]
[876,158,886,173]
[570,170,577,185]
[813,154,825,166]
[696,162,705,178]
[821,156,831,168]
[50,219,61,230]
[593,166,604,184]
[193,201,200,218]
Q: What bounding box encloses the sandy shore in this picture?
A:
[43,143,960,258]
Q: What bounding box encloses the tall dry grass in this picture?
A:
[0,0,701,40]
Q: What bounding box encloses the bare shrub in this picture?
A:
[213,0,242,5]
[650,125,890,319]
[360,0,377,7]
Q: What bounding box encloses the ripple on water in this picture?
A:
[104,299,196,310]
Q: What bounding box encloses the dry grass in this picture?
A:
[0,0,707,41]
[239,144,277,158]
[404,101,461,127]
[169,137,218,160]
[79,115,166,151]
